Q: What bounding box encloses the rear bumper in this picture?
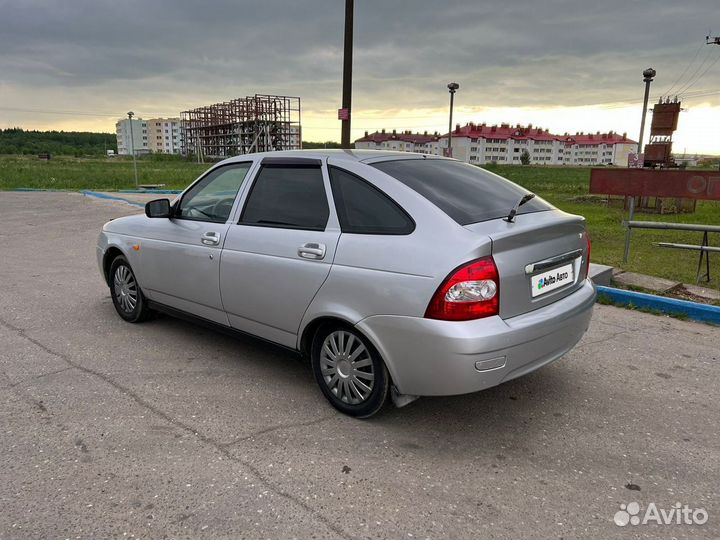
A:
[356,279,595,396]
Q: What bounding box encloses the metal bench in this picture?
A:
[624,221,720,283]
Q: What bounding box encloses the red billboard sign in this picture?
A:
[337,108,350,120]
[590,169,720,200]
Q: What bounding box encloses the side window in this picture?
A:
[177,163,252,223]
[329,167,415,235]
[240,165,329,231]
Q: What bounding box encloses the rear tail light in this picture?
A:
[425,257,499,321]
[584,231,592,279]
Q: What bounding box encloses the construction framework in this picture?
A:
[181,94,301,160]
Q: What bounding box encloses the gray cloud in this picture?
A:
[0,0,718,122]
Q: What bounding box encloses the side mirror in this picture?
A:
[145,198,172,218]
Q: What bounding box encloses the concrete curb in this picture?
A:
[118,189,182,194]
[596,285,720,325]
[12,188,73,192]
[80,190,145,208]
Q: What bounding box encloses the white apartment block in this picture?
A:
[146,118,182,154]
[115,118,149,155]
[116,117,182,155]
[355,123,637,167]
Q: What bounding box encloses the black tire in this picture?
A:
[108,255,153,323]
[311,323,390,418]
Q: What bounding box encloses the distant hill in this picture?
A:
[0,128,117,156]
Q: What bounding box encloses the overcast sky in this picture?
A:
[1,0,719,152]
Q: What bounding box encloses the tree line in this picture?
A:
[0,128,117,156]
[0,128,347,157]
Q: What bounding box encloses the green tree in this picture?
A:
[520,149,531,165]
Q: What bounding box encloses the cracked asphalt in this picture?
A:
[0,191,718,539]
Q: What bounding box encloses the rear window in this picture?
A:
[371,159,552,225]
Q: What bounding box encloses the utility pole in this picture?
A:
[623,68,655,263]
[705,37,719,171]
[127,111,139,188]
[340,0,354,148]
[447,82,459,157]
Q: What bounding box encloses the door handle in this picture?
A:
[298,242,326,260]
[201,231,221,246]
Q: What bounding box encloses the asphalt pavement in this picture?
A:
[0,192,718,539]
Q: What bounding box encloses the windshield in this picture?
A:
[371,159,553,225]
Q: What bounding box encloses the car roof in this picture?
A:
[219,149,452,165]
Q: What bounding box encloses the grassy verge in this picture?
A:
[0,156,718,288]
[0,155,210,191]
[595,292,690,321]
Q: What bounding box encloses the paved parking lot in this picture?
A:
[1,192,718,539]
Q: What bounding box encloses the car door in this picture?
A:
[138,161,255,325]
[219,157,340,348]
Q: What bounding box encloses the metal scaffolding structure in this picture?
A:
[181,94,301,160]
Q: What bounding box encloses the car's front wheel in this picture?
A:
[109,255,153,323]
[311,324,390,418]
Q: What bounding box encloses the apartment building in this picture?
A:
[115,118,149,155]
[116,117,182,155]
[563,132,637,166]
[355,123,637,167]
[354,129,441,155]
[146,118,182,154]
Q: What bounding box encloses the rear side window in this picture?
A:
[329,167,414,235]
[240,165,329,230]
[372,159,552,225]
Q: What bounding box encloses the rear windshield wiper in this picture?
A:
[504,193,535,223]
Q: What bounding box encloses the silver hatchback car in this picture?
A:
[97,150,594,417]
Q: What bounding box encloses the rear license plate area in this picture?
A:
[530,263,574,297]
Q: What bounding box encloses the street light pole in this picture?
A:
[637,68,655,155]
[447,82,459,157]
[340,0,354,148]
[127,111,139,189]
[623,68,655,263]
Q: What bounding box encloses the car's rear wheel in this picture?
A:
[109,255,153,323]
[311,324,390,418]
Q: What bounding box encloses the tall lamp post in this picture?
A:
[127,111,139,188]
[623,68,655,263]
[447,82,460,157]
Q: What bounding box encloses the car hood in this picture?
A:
[103,213,148,234]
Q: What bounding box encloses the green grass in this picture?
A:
[595,293,691,321]
[0,155,718,288]
[0,155,211,191]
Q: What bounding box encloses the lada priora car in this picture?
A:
[97,150,594,417]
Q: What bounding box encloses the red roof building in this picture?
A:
[355,123,637,166]
[354,129,441,155]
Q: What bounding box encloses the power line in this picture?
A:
[678,50,720,97]
[0,106,121,117]
[662,40,705,97]
[4,89,720,132]
[0,106,184,118]
[673,46,716,96]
